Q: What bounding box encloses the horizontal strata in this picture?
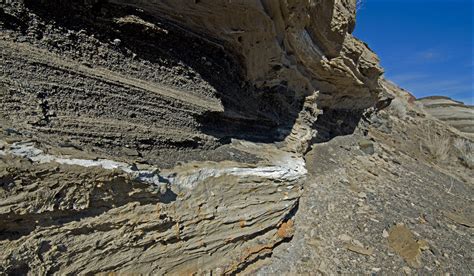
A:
[0,35,223,162]
[0,1,322,162]
[1,141,306,190]
[417,97,474,134]
[1,0,386,161]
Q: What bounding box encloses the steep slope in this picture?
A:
[109,0,384,108]
[1,0,387,156]
[109,0,387,152]
[258,81,474,274]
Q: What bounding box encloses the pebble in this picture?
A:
[352,239,364,248]
[158,183,168,195]
[341,178,350,184]
[112,38,121,46]
[402,266,412,274]
[338,234,352,242]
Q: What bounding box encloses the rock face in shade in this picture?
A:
[417,96,474,134]
[0,0,385,157]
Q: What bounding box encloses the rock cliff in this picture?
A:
[109,0,386,151]
[110,0,384,107]
[0,0,396,274]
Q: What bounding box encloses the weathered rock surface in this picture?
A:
[1,0,385,157]
[258,82,474,275]
[110,0,384,108]
[0,139,304,274]
[0,0,406,274]
[417,96,474,135]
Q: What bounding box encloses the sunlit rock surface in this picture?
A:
[417,96,474,135]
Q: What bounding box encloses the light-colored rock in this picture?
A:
[109,0,385,152]
[0,147,303,274]
[111,0,383,105]
[417,96,474,135]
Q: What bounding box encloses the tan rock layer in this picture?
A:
[110,0,383,109]
[0,154,302,274]
[417,96,474,134]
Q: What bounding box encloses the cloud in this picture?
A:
[388,73,473,103]
[412,49,448,63]
[389,73,429,83]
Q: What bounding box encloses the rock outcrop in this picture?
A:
[110,0,384,107]
[109,0,385,152]
[1,0,385,156]
[0,0,386,274]
[0,141,303,274]
[417,96,474,135]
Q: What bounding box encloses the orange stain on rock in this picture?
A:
[277,220,294,238]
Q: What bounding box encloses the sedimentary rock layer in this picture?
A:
[1,0,385,156]
[0,139,304,274]
[111,0,383,109]
[0,0,386,273]
[417,96,474,134]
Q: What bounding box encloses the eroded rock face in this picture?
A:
[0,0,385,274]
[0,141,303,274]
[417,96,474,135]
[1,0,384,156]
[106,0,385,153]
[111,0,383,109]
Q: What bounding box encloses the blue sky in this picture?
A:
[354,0,473,105]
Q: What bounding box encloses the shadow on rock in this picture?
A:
[18,0,305,145]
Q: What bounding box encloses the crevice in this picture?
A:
[230,199,300,275]
[0,174,173,241]
[311,108,366,144]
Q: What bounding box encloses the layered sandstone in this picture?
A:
[111,0,383,107]
[417,96,474,135]
[0,0,386,274]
